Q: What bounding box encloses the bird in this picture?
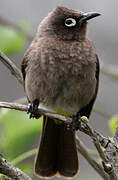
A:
[21,6,100,179]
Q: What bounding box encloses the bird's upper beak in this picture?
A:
[79,12,101,24]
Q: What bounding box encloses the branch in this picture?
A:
[76,136,109,180]
[0,155,32,180]
[0,16,33,41]
[78,116,118,180]
[96,126,118,174]
[0,101,71,123]
[0,101,118,179]
[0,51,23,85]
[0,100,109,179]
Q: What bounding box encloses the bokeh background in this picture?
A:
[0,0,118,180]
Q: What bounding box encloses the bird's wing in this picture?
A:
[79,54,100,118]
[21,49,30,83]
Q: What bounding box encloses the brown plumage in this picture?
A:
[21,6,100,178]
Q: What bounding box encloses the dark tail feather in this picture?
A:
[35,116,79,178]
[58,124,79,177]
[35,116,58,177]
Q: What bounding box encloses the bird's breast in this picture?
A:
[25,38,97,115]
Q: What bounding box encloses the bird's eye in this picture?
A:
[65,18,76,27]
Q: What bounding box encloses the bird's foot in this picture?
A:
[66,113,81,131]
[27,99,40,119]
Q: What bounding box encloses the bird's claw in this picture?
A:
[27,99,40,119]
[66,113,81,131]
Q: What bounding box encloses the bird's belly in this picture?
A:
[39,78,96,116]
[25,62,96,116]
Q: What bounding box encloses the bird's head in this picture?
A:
[38,6,101,41]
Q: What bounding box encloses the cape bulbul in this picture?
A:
[21,6,100,178]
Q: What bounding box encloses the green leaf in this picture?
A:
[0,25,26,55]
[0,109,42,160]
[109,115,118,133]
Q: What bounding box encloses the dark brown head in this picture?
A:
[38,6,100,41]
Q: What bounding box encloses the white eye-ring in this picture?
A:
[65,18,76,27]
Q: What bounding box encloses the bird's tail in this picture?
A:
[35,116,79,178]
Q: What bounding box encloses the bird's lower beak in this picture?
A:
[79,12,101,24]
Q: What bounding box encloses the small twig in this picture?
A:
[0,154,32,180]
[0,16,33,41]
[79,117,118,179]
[76,136,109,180]
[0,51,23,85]
[78,118,109,162]
[96,127,118,174]
[0,149,37,179]
[11,149,37,166]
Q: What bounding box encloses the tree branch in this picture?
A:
[0,101,118,179]
[78,116,118,179]
[76,136,109,180]
[96,127,118,174]
[0,155,32,180]
[0,101,71,123]
[0,103,108,179]
[0,51,23,85]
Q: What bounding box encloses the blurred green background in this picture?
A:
[0,0,118,179]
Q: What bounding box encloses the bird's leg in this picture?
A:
[27,99,40,119]
[66,112,81,131]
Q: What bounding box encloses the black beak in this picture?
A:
[79,12,101,24]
